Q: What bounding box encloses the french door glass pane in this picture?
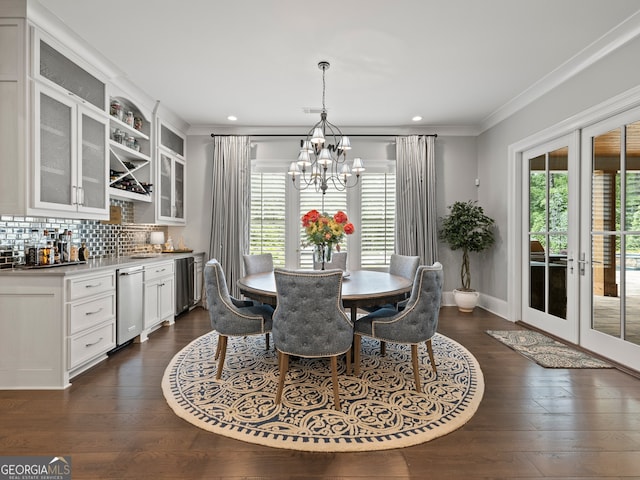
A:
[625,236,640,345]
[80,113,106,209]
[592,233,621,337]
[40,92,72,205]
[527,148,568,319]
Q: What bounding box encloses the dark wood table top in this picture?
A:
[237,270,413,309]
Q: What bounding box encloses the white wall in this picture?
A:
[477,34,640,312]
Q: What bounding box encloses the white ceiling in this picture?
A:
[36,0,640,132]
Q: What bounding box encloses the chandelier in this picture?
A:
[288,61,364,194]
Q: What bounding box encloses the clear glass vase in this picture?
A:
[314,243,333,269]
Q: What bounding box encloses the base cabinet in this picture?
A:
[0,269,116,389]
[142,260,175,341]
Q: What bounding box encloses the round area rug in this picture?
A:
[162,332,484,452]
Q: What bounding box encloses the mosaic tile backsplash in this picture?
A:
[0,200,167,268]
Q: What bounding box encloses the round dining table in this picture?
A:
[237,270,413,319]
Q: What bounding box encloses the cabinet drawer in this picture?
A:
[69,293,115,335]
[68,271,115,300]
[69,321,115,369]
[144,261,174,282]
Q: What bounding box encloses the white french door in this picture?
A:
[521,108,640,371]
[580,108,640,369]
[521,133,580,343]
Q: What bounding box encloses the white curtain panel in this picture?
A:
[209,135,251,297]
[395,135,438,265]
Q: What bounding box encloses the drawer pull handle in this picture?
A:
[85,337,103,348]
[85,308,103,316]
[85,283,102,288]
[156,268,166,273]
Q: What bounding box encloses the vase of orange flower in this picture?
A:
[301,209,355,270]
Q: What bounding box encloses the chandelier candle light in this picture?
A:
[288,61,365,194]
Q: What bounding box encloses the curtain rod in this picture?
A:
[210,133,437,138]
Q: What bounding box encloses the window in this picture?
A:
[248,138,396,269]
[250,172,286,267]
[361,173,395,268]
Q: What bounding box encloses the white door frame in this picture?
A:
[507,85,640,324]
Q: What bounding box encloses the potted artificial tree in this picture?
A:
[439,200,495,312]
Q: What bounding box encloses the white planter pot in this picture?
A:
[453,289,480,313]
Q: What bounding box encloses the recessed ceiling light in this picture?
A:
[227,115,237,121]
[412,116,422,122]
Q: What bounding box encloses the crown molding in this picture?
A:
[480,9,640,134]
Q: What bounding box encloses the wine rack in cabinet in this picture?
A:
[108,97,152,202]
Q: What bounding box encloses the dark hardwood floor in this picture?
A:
[2,306,640,479]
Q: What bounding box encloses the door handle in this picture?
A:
[577,253,589,276]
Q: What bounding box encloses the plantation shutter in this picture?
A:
[250,172,286,267]
[361,173,396,268]
[299,189,348,269]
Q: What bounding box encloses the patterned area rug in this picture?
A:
[486,330,613,368]
[162,332,484,452]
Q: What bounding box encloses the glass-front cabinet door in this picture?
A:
[35,85,75,210]
[78,107,108,214]
[34,83,108,218]
[157,152,185,223]
[156,121,186,225]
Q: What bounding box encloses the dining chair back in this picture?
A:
[205,259,273,380]
[243,253,274,275]
[272,268,353,410]
[313,251,347,271]
[390,254,420,280]
[354,262,443,392]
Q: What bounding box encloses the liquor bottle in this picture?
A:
[25,229,39,266]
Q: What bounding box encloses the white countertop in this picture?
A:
[0,251,206,276]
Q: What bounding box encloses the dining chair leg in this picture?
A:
[214,335,222,360]
[330,356,341,411]
[275,351,289,404]
[411,344,421,392]
[215,335,228,380]
[265,332,270,350]
[345,347,352,375]
[426,338,437,375]
[354,334,362,376]
[380,341,386,356]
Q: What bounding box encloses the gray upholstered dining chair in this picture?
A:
[272,268,353,410]
[205,259,274,380]
[243,253,274,275]
[353,262,443,393]
[313,251,347,271]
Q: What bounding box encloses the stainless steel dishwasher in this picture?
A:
[175,256,195,315]
[115,265,144,347]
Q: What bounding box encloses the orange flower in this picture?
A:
[333,211,348,224]
[344,222,355,235]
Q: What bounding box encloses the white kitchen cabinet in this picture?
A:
[66,271,116,373]
[34,83,109,218]
[0,16,109,220]
[142,260,175,341]
[136,120,187,225]
[0,268,116,389]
